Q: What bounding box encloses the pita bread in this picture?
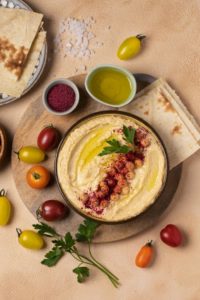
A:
[122,79,200,169]
[0,31,46,97]
[0,7,43,80]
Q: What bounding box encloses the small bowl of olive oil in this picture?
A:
[85,64,137,108]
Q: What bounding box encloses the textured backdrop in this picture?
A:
[0,1,200,299]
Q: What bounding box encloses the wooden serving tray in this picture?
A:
[11,74,182,243]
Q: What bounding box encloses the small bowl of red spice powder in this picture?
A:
[43,79,80,115]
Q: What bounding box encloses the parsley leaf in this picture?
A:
[41,247,63,267]
[76,219,100,243]
[73,266,90,283]
[33,222,59,237]
[52,232,75,252]
[64,232,76,249]
[123,125,136,144]
[98,139,132,156]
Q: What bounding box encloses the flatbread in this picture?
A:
[0,7,43,80]
[0,31,46,97]
[122,79,200,169]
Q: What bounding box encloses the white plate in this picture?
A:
[0,0,47,106]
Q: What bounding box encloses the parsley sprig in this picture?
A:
[33,219,120,287]
[98,139,131,156]
[98,125,135,156]
[123,125,136,144]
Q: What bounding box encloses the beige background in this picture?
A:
[0,0,200,299]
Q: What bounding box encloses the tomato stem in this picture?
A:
[45,124,54,129]
[33,172,41,180]
[14,150,20,161]
[0,189,6,196]
[16,228,22,237]
[36,208,42,221]
[136,34,146,41]
[146,240,153,247]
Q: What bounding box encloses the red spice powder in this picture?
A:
[47,83,75,112]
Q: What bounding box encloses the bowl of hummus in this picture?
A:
[55,111,168,224]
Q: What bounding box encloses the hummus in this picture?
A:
[57,113,167,222]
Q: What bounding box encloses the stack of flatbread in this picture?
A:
[122,79,200,169]
[0,7,46,97]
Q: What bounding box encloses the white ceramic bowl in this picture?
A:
[85,64,137,108]
[42,78,80,116]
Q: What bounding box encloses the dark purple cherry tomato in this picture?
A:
[160,224,182,247]
[37,126,60,151]
[37,200,69,221]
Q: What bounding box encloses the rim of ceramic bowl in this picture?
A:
[0,125,7,164]
[85,64,137,108]
[42,78,80,116]
[55,110,169,225]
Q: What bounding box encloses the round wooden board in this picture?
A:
[12,74,182,243]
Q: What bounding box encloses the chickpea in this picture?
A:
[90,197,99,208]
[119,155,127,162]
[80,193,89,203]
[122,186,129,195]
[114,173,124,181]
[113,185,122,194]
[140,138,150,148]
[126,161,134,171]
[108,168,117,176]
[110,193,119,201]
[134,159,143,168]
[125,171,135,180]
[95,191,104,199]
[118,178,127,187]
[99,181,106,188]
[115,161,124,171]
[100,200,109,208]
[106,177,116,187]
[101,185,109,195]
[121,167,128,175]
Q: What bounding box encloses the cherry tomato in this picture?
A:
[37,200,70,221]
[16,146,45,164]
[0,189,11,226]
[160,224,182,247]
[117,34,145,60]
[26,165,50,189]
[37,126,60,151]
[135,241,154,268]
[17,228,44,250]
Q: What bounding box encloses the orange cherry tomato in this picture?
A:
[135,241,154,268]
[26,165,50,189]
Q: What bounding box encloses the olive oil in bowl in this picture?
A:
[85,65,137,108]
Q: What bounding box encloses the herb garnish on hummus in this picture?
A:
[98,126,134,156]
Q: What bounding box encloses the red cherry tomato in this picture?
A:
[160,224,182,247]
[37,126,60,151]
[37,200,70,221]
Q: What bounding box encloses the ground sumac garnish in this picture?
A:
[47,84,75,112]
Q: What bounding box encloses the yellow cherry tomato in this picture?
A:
[16,146,45,164]
[17,229,44,250]
[0,189,11,226]
[117,34,146,60]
